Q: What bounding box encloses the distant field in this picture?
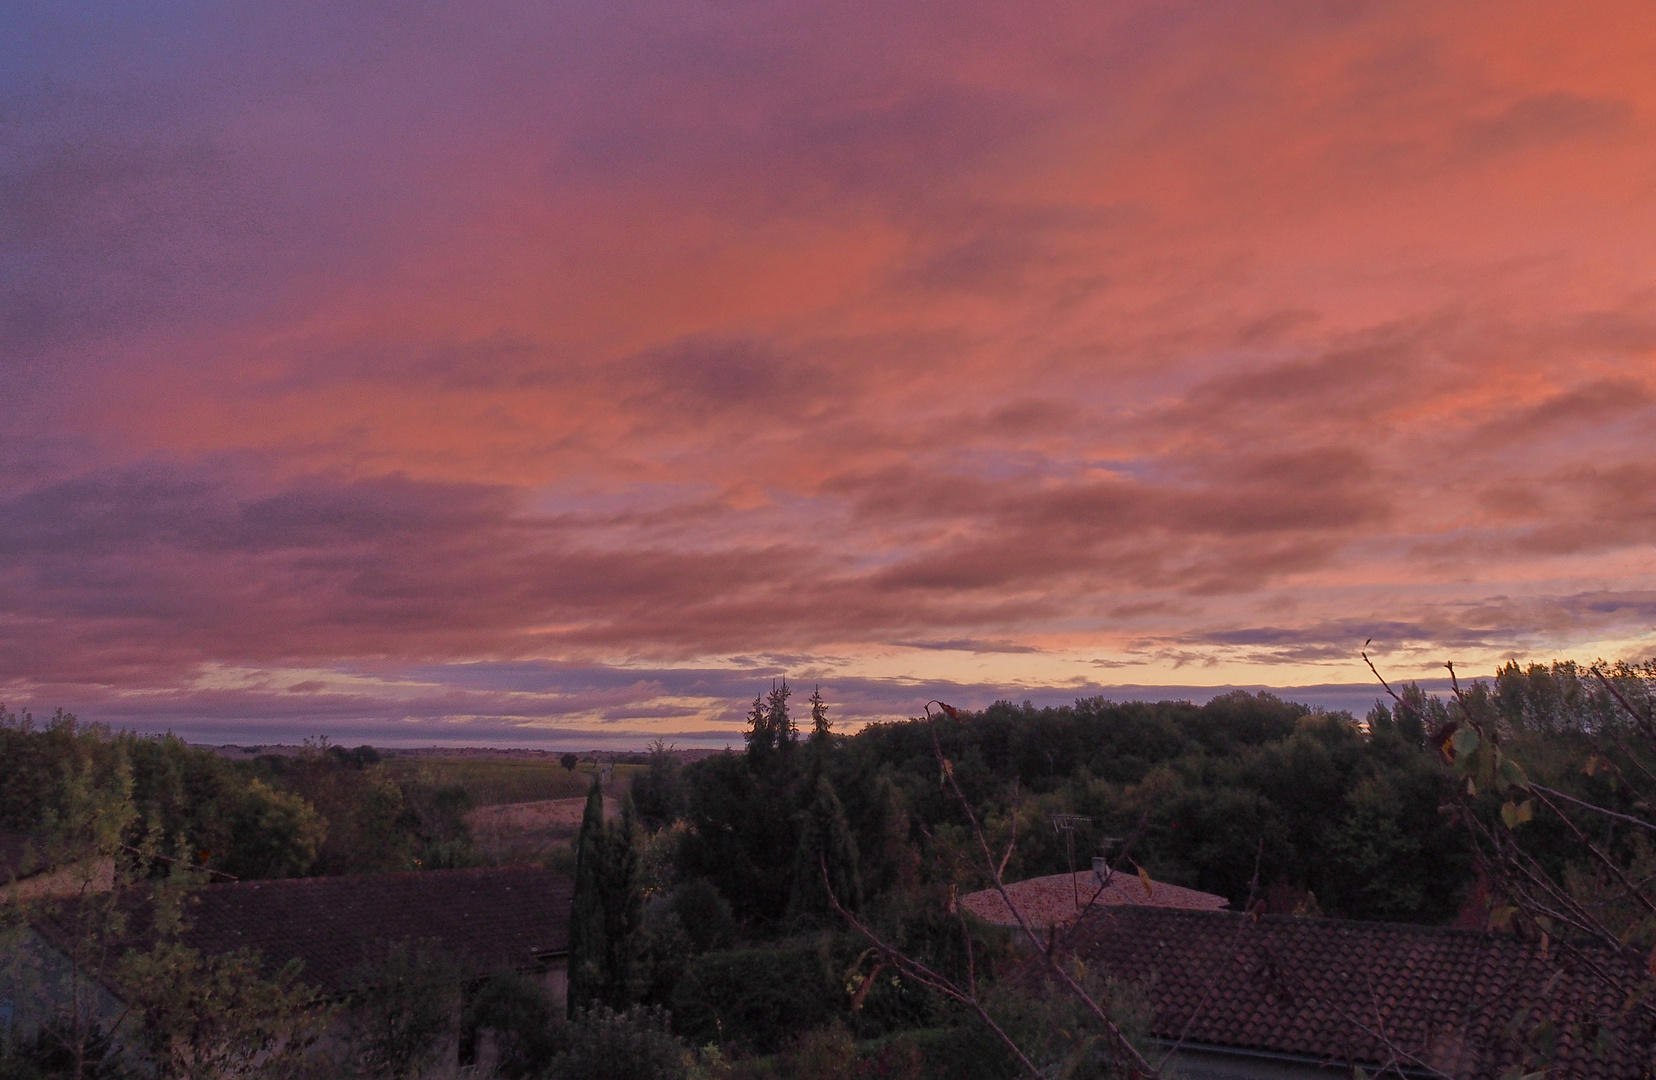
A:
[382,756,639,806]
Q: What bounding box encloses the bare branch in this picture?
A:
[920,703,1158,1077]
[1529,783,1656,834]
[1526,787,1656,917]
[822,856,1044,1078]
[997,778,1019,881]
[1593,666,1656,739]
[1361,641,1405,708]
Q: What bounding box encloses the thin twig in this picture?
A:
[1593,666,1656,737]
[824,858,1044,1078]
[919,704,1157,1076]
[1361,642,1405,708]
[1526,787,1656,917]
[1528,783,1656,834]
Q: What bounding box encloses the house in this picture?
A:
[5,865,572,1072]
[960,857,1228,928]
[153,865,573,1002]
[1032,904,1651,1080]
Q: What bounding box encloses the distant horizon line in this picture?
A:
[72,677,1466,754]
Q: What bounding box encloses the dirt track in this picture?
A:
[465,795,619,835]
[463,795,619,863]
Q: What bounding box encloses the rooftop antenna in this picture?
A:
[1051,813,1092,910]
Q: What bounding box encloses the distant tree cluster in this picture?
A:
[0,713,479,884]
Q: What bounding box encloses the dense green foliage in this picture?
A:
[461,971,561,1079]
[546,1007,698,1080]
[631,741,687,832]
[670,941,845,1054]
[678,689,1471,925]
[0,711,480,881]
[786,778,862,922]
[346,939,467,1079]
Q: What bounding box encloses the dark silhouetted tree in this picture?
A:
[808,686,830,744]
[767,679,796,759]
[788,776,862,921]
[567,776,607,1016]
[566,775,640,1016]
[629,740,682,831]
[743,694,773,768]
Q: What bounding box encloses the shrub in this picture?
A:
[461,971,557,1079]
[984,960,1151,1080]
[345,939,464,1079]
[669,942,840,1054]
[548,1006,693,1080]
[868,1027,1004,1080]
[666,878,736,953]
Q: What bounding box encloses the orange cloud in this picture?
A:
[3,0,1655,737]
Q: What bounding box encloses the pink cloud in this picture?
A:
[3,0,1655,735]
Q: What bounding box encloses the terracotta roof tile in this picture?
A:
[960,871,1227,927]
[1039,906,1654,1080]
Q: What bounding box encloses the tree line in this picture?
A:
[8,657,1656,1077]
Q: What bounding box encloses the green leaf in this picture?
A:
[1498,756,1529,791]
[1501,800,1535,829]
[1452,727,1482,758]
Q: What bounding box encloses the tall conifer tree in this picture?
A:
[808,686,830,743]
[567,774,607,1016]
[767,679,795,752]
[787,775,862,920]
[743,693,773,767]
[804,685,832,790]
[568,774,641,1016]
[598,801,642,1008]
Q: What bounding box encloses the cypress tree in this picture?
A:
[566,775,606,1016]
[597,802,641,1009]
[567,774,641,1015]
[787,776,862,921]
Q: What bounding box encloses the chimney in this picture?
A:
[1093,837,1122,883]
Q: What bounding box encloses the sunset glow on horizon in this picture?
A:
[4,1,1656,746]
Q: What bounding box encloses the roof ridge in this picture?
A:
[1090,904,1528,942]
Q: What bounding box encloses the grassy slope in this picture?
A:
[382,757,641,806]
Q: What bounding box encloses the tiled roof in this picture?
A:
[37,865,572,996]
[1043,905,1653,1080]
[960,870,1227,927]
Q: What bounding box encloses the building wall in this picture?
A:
[0,927,128,1041]
[541,958,567,1011]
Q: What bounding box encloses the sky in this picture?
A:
[3,1,1655,747]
